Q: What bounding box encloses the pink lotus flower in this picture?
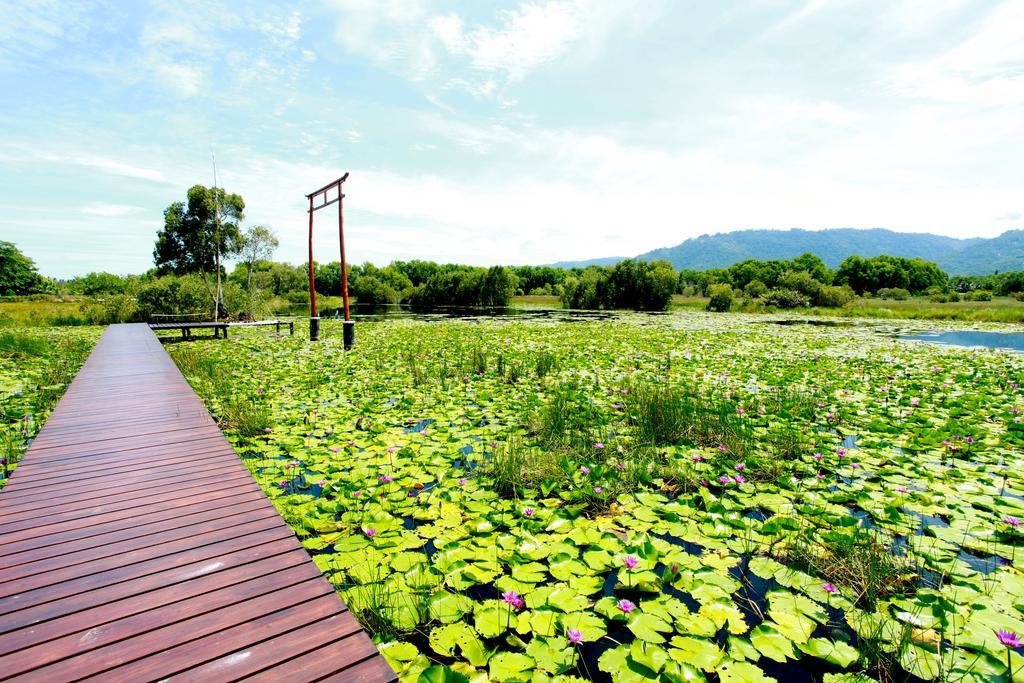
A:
[997,630,1023,648]
[615,462,625,470]
[364,527,377,538]
[264,427,273,433]
[1004,515,1022,528]
[837,448,846,457]
[502,591,525,610]
[617,599,636,614]
[353,491,361,497]
[379,475,394,483]
[594,442,605,449]
[458,479,467,486]
[623,555,639,570]
[692,455,702,462]
[734,474,747,484]
[813,453,823,460]
[580,466,591,474]
[718,476,732,484]
[278,481,288,488]
[594,487,603,493]
[897,486,909,493]
[822,582,838,594]
[734,463,746,471]
[718,445,728,452]
[316,480,326,486]
[523,507,535,517]
[567,628,584,644]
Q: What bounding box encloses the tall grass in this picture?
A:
[173,346,272,436]
[219,395,274,437]
[782,525,918,609]
[485,436,566,498]
[628,381,754,456]
[528,387,606,453]
[534,351,557,378]
[0,331,50,358]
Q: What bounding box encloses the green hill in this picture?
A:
[552,228,1024,275]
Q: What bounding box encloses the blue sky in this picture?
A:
[1,0,1022,278]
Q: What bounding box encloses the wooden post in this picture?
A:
[338,188,350,322]
[307,195,317,319]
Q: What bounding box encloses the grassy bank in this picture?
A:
[0,327,100,486]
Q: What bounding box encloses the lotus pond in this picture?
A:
[167,314,1024,683]
[0,327,98,489]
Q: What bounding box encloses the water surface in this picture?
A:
[902,330,1024,352]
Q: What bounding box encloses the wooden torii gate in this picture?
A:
[305,173,354,349]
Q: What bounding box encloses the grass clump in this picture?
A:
[783,525,918,609]
[0,331,50,358]
[485,436,566,498]
[219,395,273,437]
[628,381,753,456]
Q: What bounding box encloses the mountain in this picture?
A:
[552,228,1024,275]
[549,255,628,269]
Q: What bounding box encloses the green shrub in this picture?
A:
[966,289,993,302]
[136,274,211,320]
[743,279,768,299]
[814,285,855,308]
[705,284,734,312]
[877,287,910,300]
[765,288,809,309]
[82,294,139,324]
[777,270,823,299]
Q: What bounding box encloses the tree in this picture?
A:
[0,241,44,296]
[238,225,278,293]
[153,185,245,316]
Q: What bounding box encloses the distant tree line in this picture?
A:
[560,260,678,311]
[6,183,1022,321]
[681,253,957,312]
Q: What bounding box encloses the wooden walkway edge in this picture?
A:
[0,324,396,682]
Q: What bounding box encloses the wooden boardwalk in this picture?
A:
[0,324,396,682]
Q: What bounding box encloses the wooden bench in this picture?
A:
[149,321,230,339]
[229,319,295,335]
[149,320,295,339]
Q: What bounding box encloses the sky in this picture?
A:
[1,0,1022,278]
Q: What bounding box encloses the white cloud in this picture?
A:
[432,2,585,80]
[0,0,97,68]
[326,0,645,100]
[72,155,169,183]
[6,145,170,182]
[81,203,146,217]
[888,1,1024,105]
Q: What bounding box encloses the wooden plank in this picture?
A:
[0,567,324,679]
[0,324,393,682]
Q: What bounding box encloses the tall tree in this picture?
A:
[153,185,244,316]
[238,225,279,292]
[0,241,44,296]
